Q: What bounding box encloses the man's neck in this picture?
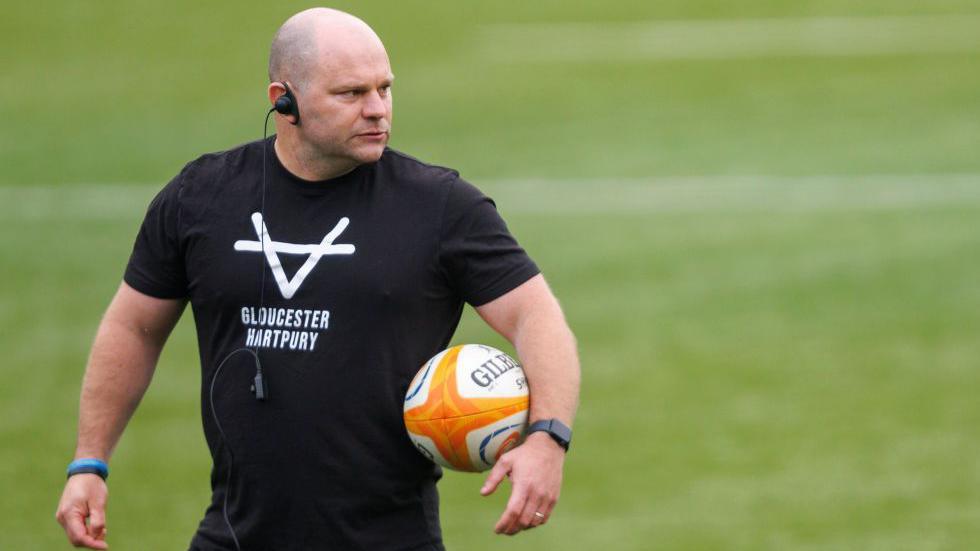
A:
[274,133,357,182]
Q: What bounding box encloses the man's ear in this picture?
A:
[267,81,299,125]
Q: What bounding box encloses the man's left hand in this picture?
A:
[480,431,565,535]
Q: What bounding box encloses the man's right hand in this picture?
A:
[56,474,109,549]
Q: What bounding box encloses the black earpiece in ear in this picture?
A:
[273,82,300,124]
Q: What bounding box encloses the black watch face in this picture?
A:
[548,424,571,449]
[529,420,571,450]
[551,421,572,446]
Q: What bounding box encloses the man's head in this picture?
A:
[268,8,393,176]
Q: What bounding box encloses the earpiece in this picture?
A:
[273,82,300,124]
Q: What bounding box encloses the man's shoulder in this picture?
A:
[179,138,265,183]
[377,148,461,187]
[149,139,264,220]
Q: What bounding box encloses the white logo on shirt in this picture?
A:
[233,213,355,299]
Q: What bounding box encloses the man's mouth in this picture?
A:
[356,130,389,141]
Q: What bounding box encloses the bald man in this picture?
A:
[56,7,579,550]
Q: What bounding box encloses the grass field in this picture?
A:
[2,1,980,549]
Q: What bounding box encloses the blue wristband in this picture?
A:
[67,458,109,480]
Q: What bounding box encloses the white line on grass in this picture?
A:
[488,174,980,214]
[479,14,980,61]
[1,174,979,219]
[0,184,159,222]
[486,174,980,214]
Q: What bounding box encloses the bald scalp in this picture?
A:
[268,8,384,89]
[268,13,319,88]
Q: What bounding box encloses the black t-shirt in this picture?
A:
[124,137,539,551]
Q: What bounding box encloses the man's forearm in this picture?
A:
[512,299,580,427]
[474,275,581,429]
[75,322,160,459]
[74,284,184,460]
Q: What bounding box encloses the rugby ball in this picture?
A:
[403,344,529,472]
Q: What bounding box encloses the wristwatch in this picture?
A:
[527,419,572,451]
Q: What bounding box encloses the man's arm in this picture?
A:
[55,282,185,550]
[474,274,580,535]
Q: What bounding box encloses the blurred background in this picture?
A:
[2,1,980,549]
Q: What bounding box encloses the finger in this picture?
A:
[481,459,511,496]
[63,509,88,542]
[88,504,107,541]
[64,510,108,549]
[494,484,528,535]
[541,493,558,519]
[529,496,550,529]
[513,494,546,535]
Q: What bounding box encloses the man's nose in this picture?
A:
[362,90,388,119]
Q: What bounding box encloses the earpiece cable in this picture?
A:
[206,107,277,551]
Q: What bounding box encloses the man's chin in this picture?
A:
[353,142,387,163]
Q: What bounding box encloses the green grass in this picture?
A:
[2,1,980,549]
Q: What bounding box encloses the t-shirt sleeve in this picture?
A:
[438,177,540,306]
[123,173,189,299]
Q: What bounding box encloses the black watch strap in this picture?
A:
[527,419,572,451]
